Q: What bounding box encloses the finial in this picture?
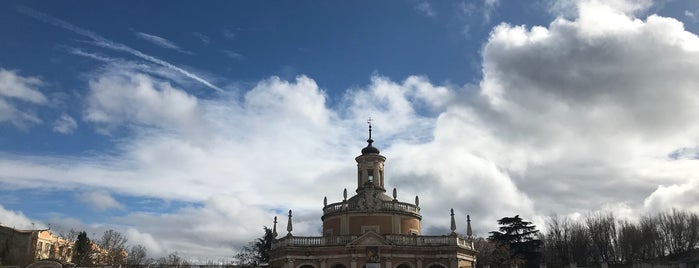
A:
[467,214,473,237]
[415,196,420,207]
[287,210,293,236]
[393,188,397,201]
[450,208,456,234]
[343,188,348,201]
[367,117,373,140]
[323,196,327,207]
[273,216,278,238]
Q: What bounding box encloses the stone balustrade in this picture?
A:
[271,234,473,250]
[322,200,420,217]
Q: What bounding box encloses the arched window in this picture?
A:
[427,263,447,268]
[331,264,348,268]
[396,263,413,268]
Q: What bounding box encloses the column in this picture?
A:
[351,257,358,268]
[385,258,392,268]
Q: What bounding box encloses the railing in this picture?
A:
[272,234,473,250]
[271,235,358,249]
[322,200,420,215]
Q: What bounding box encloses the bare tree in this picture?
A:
[99,229,129,267]
[656,209,699,256]
[616,220,643,263]
[568,221,591,266]
[585,213,618,264]
[157,252,190,267]
[544,215,571,267]
[127,244,148,265]
[473,237,510,267]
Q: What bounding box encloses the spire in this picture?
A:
[361,118,380,154]
[272,216,278,238]
[466,214,473,238]
[450,208,456,235]
[286,210,293,236]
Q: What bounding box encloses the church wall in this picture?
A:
[349,215,393,234]
[323,217,341,235]
[400,218,420,235]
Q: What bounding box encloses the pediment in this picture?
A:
[347,231,392,247]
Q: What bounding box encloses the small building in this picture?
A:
[270,125,477,268]
[0,225,73,267]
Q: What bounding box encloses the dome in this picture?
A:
[361,138,380,154]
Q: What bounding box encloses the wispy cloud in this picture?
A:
[136,32,194,55]
[483,0,500,23]
[220,49,244,60]
[17,6,223,93]
[192,32,210,45]
[76,191,125,211]
[52,113,78,134]
[686,9,698,22]
[415,2,436,17]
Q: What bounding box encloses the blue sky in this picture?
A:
[2,0,699,262]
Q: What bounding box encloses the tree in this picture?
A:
[474,237,511,268]
[235,227,275,268]
[127,244,148,265]
[489,215,542,268]
[157,251,189,267]
[98,229,128,267]
[585,213,619,264]
[73,231,93,266]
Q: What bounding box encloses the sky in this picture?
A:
[1,0,699,262]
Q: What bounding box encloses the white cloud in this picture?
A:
[136,32,193,55]
[53,113,78,134]
[84,70,202,134]
[76,191,125,211]
[4,0,699,260]
[0,68,47,128]
[0,204,44,229]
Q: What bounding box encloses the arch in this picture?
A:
[298,264,317,268]
[426,262,447,268]
[395,262,414,268]
[331,263,348,268]
[26,260,63,268]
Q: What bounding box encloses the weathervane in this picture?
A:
[367,117,373,140]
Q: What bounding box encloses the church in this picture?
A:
[269,125,477,268]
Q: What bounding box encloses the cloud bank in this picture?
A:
[2,0,699,261]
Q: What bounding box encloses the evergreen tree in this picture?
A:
[235,227,275,267]
[489,215,542,268]
[73,231,93,266]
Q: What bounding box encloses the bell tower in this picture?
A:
[355,120,386,193]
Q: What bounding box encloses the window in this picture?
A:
[362,225,380,233]
[367,169,374,182]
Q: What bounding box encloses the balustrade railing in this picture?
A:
[272,234,473,250]
[322,200,420,215]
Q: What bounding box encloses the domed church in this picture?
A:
[269,124,477,268]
